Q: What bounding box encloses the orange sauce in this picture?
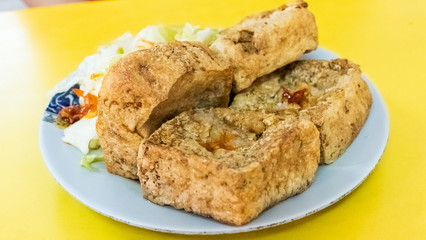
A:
[73,88,98,118]
[201,132,237,152]
[57,89,98,126]
[282,88,307,105]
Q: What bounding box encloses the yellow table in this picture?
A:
[1,0,425,239]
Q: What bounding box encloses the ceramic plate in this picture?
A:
[39,48,389,234]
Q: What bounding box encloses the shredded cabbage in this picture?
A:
[62,117,98,154]
[48,33,134,98]
[174,23,219,45]
[80,149,104,170]
[133,23,219,48]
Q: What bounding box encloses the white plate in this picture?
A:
[39,48,389,235]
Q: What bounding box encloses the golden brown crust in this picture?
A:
[210,1,318,92]
[97,41,233,179]
[231,59,373,164]
[138,108,320,225]
[299,60,372,163]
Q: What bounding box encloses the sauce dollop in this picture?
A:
[282,88,307,105]
[57,89,98,127]
[58,105,85,125]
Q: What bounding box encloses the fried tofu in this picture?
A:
[138,108,320,225]
[210,1,318,92]
[231,59,372,163]
[97,41,233,179]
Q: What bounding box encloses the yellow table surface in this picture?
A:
[1,0,425,239]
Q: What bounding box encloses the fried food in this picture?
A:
[210,1,318,92]
[97,41,233,179]
[231,59,372,163]
[138,108,320,225]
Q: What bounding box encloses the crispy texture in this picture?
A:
[210,1,318,92]
[138,108,320,225]
[231,59,373,164]
[97,42,233,179]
